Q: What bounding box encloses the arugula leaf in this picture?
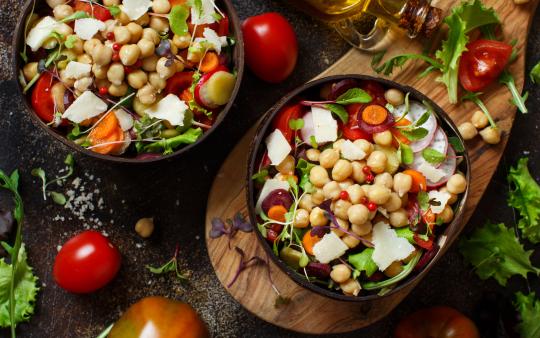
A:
[251,169,268,185]
[459,221,539,286]
[514,292,540,338]
[335,88,372,105]
[325,103,348,124]
[414,112,430,127]
[448,136,465,153]
[456,0,500,33]
[508,157,540,243]
[288,118,304,131]
[348,248,378,278]
[400,127,428,141]
[169,5,189,36]
[531,61,540,84]
[422,147,446,164]
[499,70,528,114]
[399,143,413,165]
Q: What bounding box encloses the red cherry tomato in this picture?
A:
[273,103,304,143]
[458,39,512,92]
[73,0,112,21]
[341,103,371,141]
[164,71,194,96]
[53,230,121,293]
[31,73,56,123]
[395,306,480,338]
[242,13,298,83]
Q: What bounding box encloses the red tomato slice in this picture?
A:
[459,39,512,92]
[73,0,112,21]
[31,73,56,123]
[272,103,304,143]
[341,103,371,141]
[164,71,194,96]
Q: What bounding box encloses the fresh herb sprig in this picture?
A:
[31,154,75,205]
[300,88,372,123]
[146,244,190,281]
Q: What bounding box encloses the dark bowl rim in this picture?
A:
[246,74,471,303]
[12,0,245,164]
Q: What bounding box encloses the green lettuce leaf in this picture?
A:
[348,248,378,278]
[514,292,540,338]
[508,158,540,243]
[459,221,539,286]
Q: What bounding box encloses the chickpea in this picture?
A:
[74,77,93,92]
[113,26,132,45]
[373,130,393,147]
[367,151,387,174]
[119,44,141,66]
[103,0,120,5]
[77,53,92,64]
[333,139,345,151]
[384,261,403,277]
[368,184,391,205]
[361,184,371,196]
[346,184,365,204]
[136,39,155,58]
[109,82,128,97]
[100,20,117,40]
[440,187,458,205]
[126,23,143,43]
[277,155,295,175]
[361,233,374,247]
[293,209,310,228]
[53,4,73,20]
[384,88,405,106]
[374,172,393,189]
[127,70,148,89]
[83,38,102,55]
[92,64,109,79]
[389,208,408,227]
[116,11,131,25]
[91,44,113,66]
[393,172,412,197]
[132,97,151,116]
[135,217,154,238]
[306,149,320,162]
[438,205,454,223]
[351,221,372,236]
[351,161,367,184]
[156,57,177,79]
[152,0,171,14]
[338,179,354,190]
[187,43,205,63]
[42,36,59,50]
[348,204,369,225]
[342,234,360,249]
[46,0,67,8]
[323,181,341,201]
[446,174,467,194]
[172,33,191,49]
[107,62,125,85]
[310,207,328,227]
[332,218,350,237]
[150,16,169,34]
[142,28,161,45]
[471,110,489,129]
[479,126,501,144]
[142,55,159,72]
[319,149,340,169]
[458,122,478,140]
[148,72,167,90]
[23,62,38,82]
[173,58,185,72]
[67,35,84,55]
[334,200,352,220]
[330,264,351,283]
[311,188,325,205]
[135,13,150,26]
[331,159,352,182]
[299,194,315,212]
[340,279,361,296]
[51,82,66,113]
[59,70,75,87]
[310,166,330,188]
[354,139,374,156]
[383,192,402,212]
[137,84,158,105]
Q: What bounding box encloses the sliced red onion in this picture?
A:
[357,111,395,134]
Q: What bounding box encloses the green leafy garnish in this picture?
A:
[514,292,540,338]
[60,11,90,23]
[362,252,421,290]
[417,191,430,211]
[142,128,203,155]
[499,70,528,114]
[49,192,66,206]
[64,35,78,49]
[146,245,190,281]
[325,103,348,124]
[422,147,446,164]
[251,169,268,185]
[400,127,428,141]
[459,221,540,286]
[448,136,465,153]
[507,158,540,243]
[395,227,416,244]
[348,248,378,278]
[309,136,318,149]
[531,61,540,84]
[399,143,413,165]
[107,5,120,16]
[288,118,304,131]
[31,154,75,201]
[296,159,315,193]
[373,54,443,76]
[169,5,189,36]
[461,91,497,128]
[335,88,372,105]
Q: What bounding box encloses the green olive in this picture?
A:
[279,247,303,269]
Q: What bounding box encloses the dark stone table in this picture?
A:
[0,0,538,337]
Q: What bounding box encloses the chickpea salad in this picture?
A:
[18,0,238,157]
[251,79,468,297]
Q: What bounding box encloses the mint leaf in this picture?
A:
[448,136,465,153]
[422,147,446,164]
[400,127,428,141]
[335,88,372,105]
[169,5,189,36]
[325,103,348,124]
[399,143,413,165]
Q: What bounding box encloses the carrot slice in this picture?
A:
[362,105,388,125]
[90,128,125,155]
[303,231,321,256]
[199,52,220,73]
[402,169,427,193]
[89,112,118,140]
[391,118,412,147]
[268,205,288,223]
[88,113,124,155]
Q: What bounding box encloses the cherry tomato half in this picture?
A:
[273,103,304,143]
[395,306,480,338]
[53,230,121,293]
[109,296,209,338]
[73,0,112,21]
[164,71,194,96]
[242,13,298,83]
[31,73,56,123]
[341,103,371,141]
[458,39,512,92]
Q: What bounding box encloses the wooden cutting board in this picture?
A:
[205,0,539,334]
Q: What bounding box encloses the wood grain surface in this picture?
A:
[205,0,539,333]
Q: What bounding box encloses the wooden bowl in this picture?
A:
[247,75,471,303]
[12,0,244,163]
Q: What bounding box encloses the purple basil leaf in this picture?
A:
[232,212,253,233]
[209,217,227,238]
[227,247,265,288]
[156,39,172,57]
[0,210,13,241]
